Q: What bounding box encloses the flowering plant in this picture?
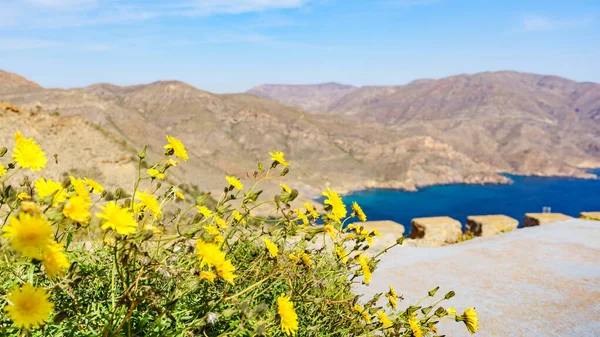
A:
[0,131,478,336]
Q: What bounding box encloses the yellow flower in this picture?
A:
[322,187,347,222]
[199,271,217,283]
[288,253,300,263]
[295,209,309,226]
[175,190,185,200]
[63,195,91,224]
[277,294,298,336]
[3,212,53,259]
[387,286,398,310]
[409,312,422,337]
[446,307,456,316]
[463,308,479,334]
[215,259,237,284]
[376,310,393,330]
[12,131,47,171]
[269,151,290,166]
[69,176,90,200]
[20,201,41,213]
[143,224,162,235]
[34,178,63,200]
[83,178,104,194]
[352,202,367,222]
[300,252,313,268]
[196,240,226,268]
[262,238,279,258]
[197,206,213,218]
[203,225,220,235]
[232,210,246,224]
[42,241,70,279]
[0,164,6,178]
[303,202,319,219]
[353,304,371,324]
[166,159,179,167]
[96,201,138,235]
[357,254,372,285]
[335,246,348,263]
[147,168,164,180]
[164,135,188,161]
[226,175,243,190]
[4,283,53,329]
[322,224,337,240]
[136,191,162,219]
[17,192,31,201]
[214,216,228,229]
[214,234,224,245]
[280,183,291,193]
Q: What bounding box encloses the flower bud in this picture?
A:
[8,162,15,169]
[281,167,289,176]
[156,182,162,189]
[421,306,432,315]
[445,291,456,300]
[115,188,124,200]
[428,286,440,297]
[0,147,7,157]
[396,237,405,245]
[435,306,447,317]
[138,146,147,159]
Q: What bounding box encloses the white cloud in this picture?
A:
[0,38,60,50]
[24,0,97,8]
[521,14,594,32]
[175,0,311,15]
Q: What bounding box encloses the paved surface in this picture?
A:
[354,220,600,337]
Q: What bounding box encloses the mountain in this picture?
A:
[248,71,600,177]
[0,71,511,204]
[247,82,358,113]
[0,70,42,93]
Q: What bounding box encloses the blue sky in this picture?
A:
[0,0,598,92]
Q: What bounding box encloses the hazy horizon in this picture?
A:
[1,0,599,93]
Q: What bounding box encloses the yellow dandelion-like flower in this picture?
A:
[288,253,300,264]
[300,252,313,268]
[214,234,224,245]
[143,224,162,235]
[136,191,162,219]
[69,176,90,200]
[3,212,53,259]
[322,187,347,222]
[42,241,70,279]
[4,283,53,329]
[63,195,91,224]
[147,168,164,180]
[387,285,398,310]
[164,135,188,161]
[357,254,372,285]
[34,178,63,200]
[280,183,291,193]
[12,131,47,171]
[277,294,298,336]
[20,201,41,213]
[376,310,393,330]
[463,308,479,334]
[225,175,243,190]
[352,202,367,222]
[232,210,246,224]
[83,178,104,194]
[295,209,309,226]
[175,190,185,200]
[17,192,31,201]
[322,224,337,240]
[353,304,371,324]
[166,159,179,167]
[196,240,226,268]
[203,224,220,235]
[214,216,228,229]
[262,238,279,258]
[303,202,319,219]
[446,307,457,316]
[269,151,290,166]
[335,246,348,263]
[0,164,6,178]
[199,271,217,283]
[409,312,422,337]
[197,206,213,218]
[96,201,138,235]
[215,259,237,285]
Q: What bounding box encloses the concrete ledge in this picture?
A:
[357,221,405,250]
[523,213,573,227]
[466,214,519,236]
[410,216,462,244]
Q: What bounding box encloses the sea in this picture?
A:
[330,170,600,236]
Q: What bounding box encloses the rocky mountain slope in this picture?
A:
[248,72,600,177]
[1,70,507,201]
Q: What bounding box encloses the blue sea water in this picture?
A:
[330,170,600,236]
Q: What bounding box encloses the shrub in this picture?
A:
[0,131,478,336]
